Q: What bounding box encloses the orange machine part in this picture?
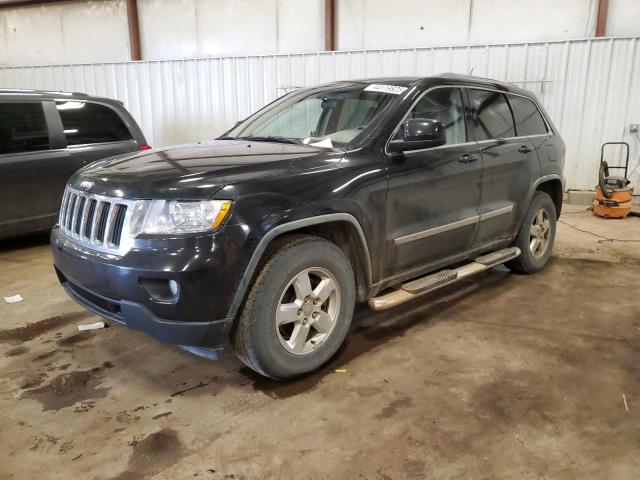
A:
[593,186,634,218]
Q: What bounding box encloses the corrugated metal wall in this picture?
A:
[1,36,639,191]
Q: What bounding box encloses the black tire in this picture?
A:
[507,191,557,274]
[233,235,356,380]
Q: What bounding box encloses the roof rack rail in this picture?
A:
[0,88,89,97]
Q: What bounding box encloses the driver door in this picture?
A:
[384,87,483,278]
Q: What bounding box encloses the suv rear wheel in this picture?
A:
[507,191,557,273]
[233,235,355,380]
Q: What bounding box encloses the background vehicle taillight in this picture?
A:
[139,144,152,151]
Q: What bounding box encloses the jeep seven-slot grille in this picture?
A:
[59,187,129,250]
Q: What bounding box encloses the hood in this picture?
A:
[70,140,344,199]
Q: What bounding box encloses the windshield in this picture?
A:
[224,84,400,148]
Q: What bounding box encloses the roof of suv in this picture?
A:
[0,88,122,104]
[435,73,533,95]
[347,73,532,96]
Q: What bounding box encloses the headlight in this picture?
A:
[139,200,232,234]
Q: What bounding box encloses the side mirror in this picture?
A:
[388,118,447,153]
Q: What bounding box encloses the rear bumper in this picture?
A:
[51,224,251,348]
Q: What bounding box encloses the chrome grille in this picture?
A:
[58,186,140,255]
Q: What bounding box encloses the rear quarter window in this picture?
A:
[509,95,548,136]
[0,102,49,154]
[57,101,132,146]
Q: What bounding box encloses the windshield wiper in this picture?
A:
[238,136,299,145]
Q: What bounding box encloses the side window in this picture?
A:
[57,101,132,146]
[468,89,516,140]
[401,87,466,145]
[0,102,49,154]
[509,95,548,136]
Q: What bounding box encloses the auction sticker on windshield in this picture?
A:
[364,84,408,95]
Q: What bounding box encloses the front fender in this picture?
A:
[225,212,372,321]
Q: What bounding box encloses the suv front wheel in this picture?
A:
[233,235,356,380]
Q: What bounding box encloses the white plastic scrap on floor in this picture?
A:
[77,321,105,331]
[4,294,24,304]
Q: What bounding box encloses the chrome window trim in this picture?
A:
[385,83,553,156]
[66,139,137,150]
[402,141,477,154]
[393,205,514,246]
[475,133,551,146]
[0,140,138,158]
[0,148,54,159]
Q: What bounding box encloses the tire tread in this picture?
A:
[233,235,329,378]
[507,191,556,274]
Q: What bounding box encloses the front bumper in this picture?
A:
[51,224,250,348]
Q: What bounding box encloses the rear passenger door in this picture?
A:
[0,100,72,237]
[508,94,554,173]
[55,100,139,168]
[467,88,540,245]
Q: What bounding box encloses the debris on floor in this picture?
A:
[334,368,348,373]
[4,294,24,303]
[623,393,629,412]
[77,321,105,331]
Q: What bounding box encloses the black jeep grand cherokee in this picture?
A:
[52,74,565,380]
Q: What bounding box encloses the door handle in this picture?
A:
[518,145,533,153]
[458,153,478,163]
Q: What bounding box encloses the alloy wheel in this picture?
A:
[275,267,341,355]
[529,208,551,258]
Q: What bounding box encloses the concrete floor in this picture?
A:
[1,204,639,480]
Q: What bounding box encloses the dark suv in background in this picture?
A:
[52,74,565,380]
[0,89,148,239]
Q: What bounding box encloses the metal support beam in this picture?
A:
[324,0,335,51]
[0,0,73,10]
[126,0,142,61]
[0,0,142,61]
[596,0,609,37]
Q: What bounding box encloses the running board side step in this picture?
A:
[368,247,521,311]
